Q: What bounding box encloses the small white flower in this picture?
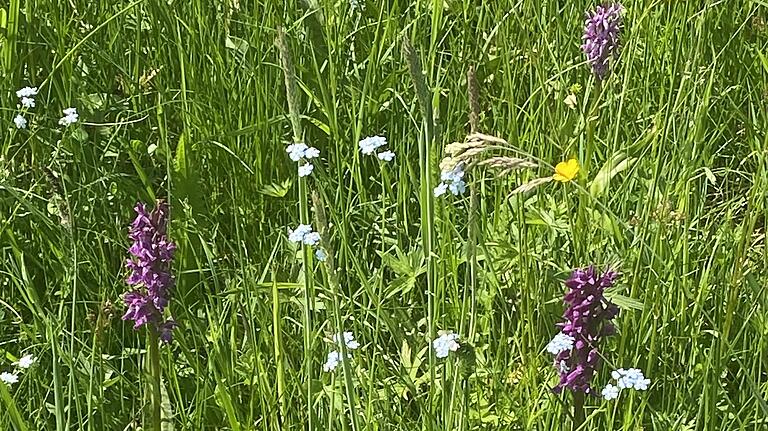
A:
[440,163,465,183]
[16,87,38,98]
[303,231,321,246]
[20,97,35,108]
[359,135,387,155]
[304,147,320,159]
[613,368,650,391]
[288,224,313,243]
[377,150,395,162]
[0,372,18,385]
[333,332,360,350]
[323,351,342,372]
[13,114,27,129]
[546,332,575,355]
[433,183,448,197]
[602,383,619,400]
[14,354,36,369]
[557,360,569,374]
[432,332,460,359]
[298,163,314,177]
[634,378,651,391]
[315,248,327,261]
[58,107,79,126]
[564,94,578,110]
[436,163,467,197]
[448,179,466,196]
[286,143,309,161]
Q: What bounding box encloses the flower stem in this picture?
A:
[572,392,585,431]
[148,330,162,431]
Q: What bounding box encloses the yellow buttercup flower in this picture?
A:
[552,158,580,182]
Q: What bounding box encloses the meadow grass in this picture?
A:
[1,0,767,430]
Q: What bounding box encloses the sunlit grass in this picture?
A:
[1,0,766,430]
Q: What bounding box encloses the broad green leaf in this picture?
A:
[589,152,637,198]
[605,291,644,311]
[225,35,249,56]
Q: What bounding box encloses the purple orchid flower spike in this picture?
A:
[122,200,177,343]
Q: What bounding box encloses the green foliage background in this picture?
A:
[1,0,767,429]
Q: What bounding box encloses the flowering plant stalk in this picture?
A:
[276,26,316,430]
[121,200,175,431]
[548,266,619,429]
[311,191,361,431]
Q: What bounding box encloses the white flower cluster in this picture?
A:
[333,331,360,350]
[432,331,460,359]
[12,86,79,129]
[58,107,79,127]
[358,136,395,162]
[288,224,320,245]
[0,354,36,386]
[288,224,328,262]
[286,142,320,177]
[546,332,575,355]
[13,86,38,129]
[433,163,466,197]
[323,331,360,372]
[322,351,345,372]
[602,368,651,400]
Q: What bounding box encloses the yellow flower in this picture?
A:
[553,158,580,182]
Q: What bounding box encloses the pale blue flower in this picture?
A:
[333,331,360,350]
[16,87,38,98]
[14,354,35,369]
[286,143,308,161]
[359,136,387,155]
[20,97,35,108]
[432,332,460,358]
[13,115,27,129]
[437,163,467,197]
[433,183,448,197]
[546,332,575,355]
[377,150,395,162]
[0,371,18,385]
[298,163,314,177]
[448,180,466,196]
[304,147,320,159]
[59,107,78,126]
[323,351,342,372]
[303,231,321,246]
[288,224,313,243]
[602,383,619,400]
[315,248,327,261]
[612,368,650,390]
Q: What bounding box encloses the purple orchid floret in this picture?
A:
[581,3,624,80]
[122,201,177,342]
[552,266,619,395]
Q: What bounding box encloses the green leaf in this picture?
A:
[214,383,241,431]
[589,152,637,198]
[257,178,293,198]
[378,250,415,276]
[174,134,188,179]
[173,133,205,214]
[605,291,644,311]
[225,35,249,56]
[127,140,156,201]
[161,380,174,431]
[0,381,29,431]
